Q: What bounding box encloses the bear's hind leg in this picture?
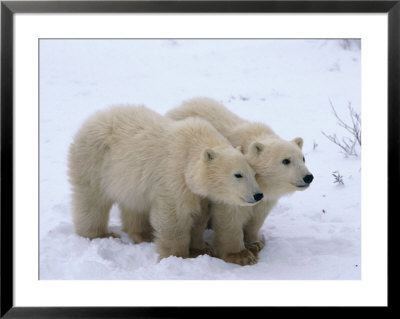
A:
[71,188,117,239]
[120,206,154,243]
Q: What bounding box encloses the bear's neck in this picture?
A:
[228,123,277,152]
[172,119,231,162]
[167,121,231,197]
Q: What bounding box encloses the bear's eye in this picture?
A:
[303,156,305,162]
[282,159,290,165]
[234,173,243,178]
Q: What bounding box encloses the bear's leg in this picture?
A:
[71,189,117,239]
[243,217,265,258]
[189,199,214,257]
[212,204,257,266]
[120,206,154,243]
[151,204,192,259]
[243,199,277,257]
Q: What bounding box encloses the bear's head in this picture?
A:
[245,137,313,199]
[185,146,263,206]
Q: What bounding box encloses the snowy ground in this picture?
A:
[39,39,361,280]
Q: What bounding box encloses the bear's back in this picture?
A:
[105,105,171,143]
[167,97,245,137]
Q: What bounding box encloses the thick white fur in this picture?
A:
[167,98,313,265]
[68,105,261,259]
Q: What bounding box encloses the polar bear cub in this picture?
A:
[68,105,262,259]
[167,98,313,265]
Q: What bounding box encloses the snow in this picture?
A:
[39,39,361,280]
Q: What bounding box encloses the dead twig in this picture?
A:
[322,101,361,157]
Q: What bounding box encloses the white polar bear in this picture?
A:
[167,98,313,265]
[68,105,262,259]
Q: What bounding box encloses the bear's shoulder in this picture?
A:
[171,117,227,143]
[230,122,276,141]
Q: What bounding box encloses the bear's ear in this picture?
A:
[292,137,304,149]
[203,149,217,162]
[236,145,243,153]
[250,141,264,156]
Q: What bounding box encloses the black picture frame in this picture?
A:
[1,1,397,317]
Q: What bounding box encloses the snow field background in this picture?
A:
[39,39,361,279]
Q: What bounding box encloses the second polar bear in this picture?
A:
[68,105,262,259]
[167,98,313,265]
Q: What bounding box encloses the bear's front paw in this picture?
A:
[245,240,265,258]
[92,232,121,239]
[190,242,215,258]
[130,232,154,244]
[223,249,258,266]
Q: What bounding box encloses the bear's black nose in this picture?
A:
[303,174,314,184]
[253,193,264,202]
